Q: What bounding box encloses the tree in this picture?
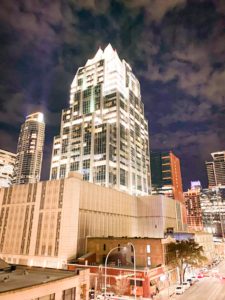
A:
[113,275,130,296]
[166,239,207,284]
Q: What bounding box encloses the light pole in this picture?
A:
[104,246,119,297]
[104,243,137,300]
[127,242,137,300]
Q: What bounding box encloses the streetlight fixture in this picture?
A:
[127,242,137,300]
[104,246,119,297]
[104,243,137,300]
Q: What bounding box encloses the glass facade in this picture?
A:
[13,113,45,185]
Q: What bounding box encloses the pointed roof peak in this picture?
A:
[94,47,103,59]
[104,43,114,53]
[85,44,119,66]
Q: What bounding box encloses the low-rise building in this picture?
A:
[68,263,178,298]
[0,264,89,300]
[86,236,175,268]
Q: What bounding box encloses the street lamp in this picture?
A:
[104,243,137,300]
[104,246,119,297]
[127,242,137,300]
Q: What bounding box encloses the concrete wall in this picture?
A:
[0,173,81,268]
[0,172,183,266]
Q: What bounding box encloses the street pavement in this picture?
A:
[155,260,225,300]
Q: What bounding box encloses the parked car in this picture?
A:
[182,281,190,290]
[111,297,129,300]
[191,275,198,282]
[89,289,95,299]
[97,292,115,300]
[175,285,185,295]
[186,278,193,286]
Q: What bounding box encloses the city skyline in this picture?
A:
[0,1,224,189]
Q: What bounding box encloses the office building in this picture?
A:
[0,172,184,268]
[205,161,216,188]
[0,264,89,300]
[13,112,45,185]
[206,151,225,188]
[200,187,225,237]
[50,44,150,196]
[150,151,183,202]
[184,182,203,231]
[0,149,16,188]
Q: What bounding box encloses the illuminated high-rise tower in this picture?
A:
[150,151,184,202]
[50,44,150,195]
[13,112,45,184]
[206,151,225,188]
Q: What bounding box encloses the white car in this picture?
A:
[182,281,190,290]
[191,276,198,282]
[97,292,115,300]
[175,285,185,295]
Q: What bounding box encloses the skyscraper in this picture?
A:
[0,149,16,187]
[13,112,45,184]
[206,151,225,188]
[200,187,225,237]
[50,44,150,195]
[150,151,184,203]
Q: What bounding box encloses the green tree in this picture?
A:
[166,239,207,284]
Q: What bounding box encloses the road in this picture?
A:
[156,260,225,300]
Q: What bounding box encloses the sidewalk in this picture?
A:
[154,284,177,300]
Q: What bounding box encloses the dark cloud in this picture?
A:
[0,0,224,189]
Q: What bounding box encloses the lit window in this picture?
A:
[147,256,151,266]
[146,245,151,253]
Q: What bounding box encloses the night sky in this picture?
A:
[0,0,224,190]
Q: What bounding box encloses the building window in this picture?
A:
[130,279,142,287]
[59,165,66,178]
[147,256,151,266]
[94,165,106,183]
[83,99,91,114]
[78,78,83,86]
[70,162,79,171]
[146,245,151,253]
[103,244,106,251]
[120,168,127,186]
[83,159,90,170]
[63,287,76,300]
[137,175,142,191]
[94,125,106,155]
[84,131,91,155]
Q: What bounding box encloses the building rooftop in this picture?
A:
[0,265,79,293]
[87,236,164,240]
